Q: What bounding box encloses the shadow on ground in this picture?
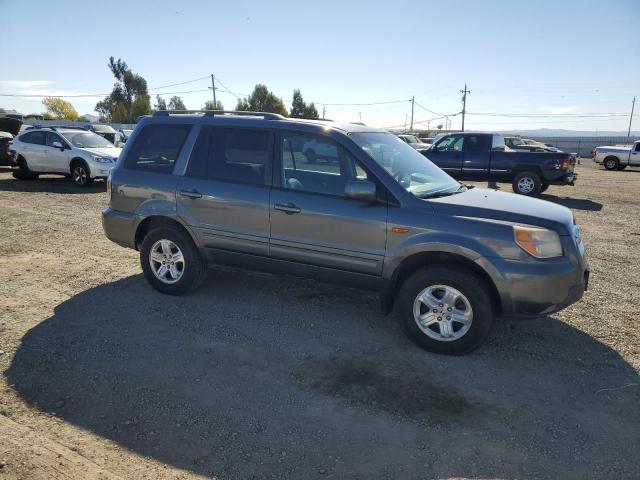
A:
[0,175,106,194]
[6,270,640,479]
[539,194,603,211]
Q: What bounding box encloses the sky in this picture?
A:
[1,0,638,132]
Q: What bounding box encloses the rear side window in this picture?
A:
[19,131,46,145]
[124,124,192,174]
[186,127,271,185]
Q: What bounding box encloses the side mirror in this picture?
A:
[345,180,376,203]
[52,141,64,150]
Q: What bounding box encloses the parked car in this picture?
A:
[504,136,548,152]
[593,140,640,170]
[11,126,122,186]
[102,111,589,355]
[419,137,435,146]
[118,128,134,143]
[84,123,118,144]
[397,134,430,152]
[425,132,576,195]
[301,137,338,163]
[0,116,22,166]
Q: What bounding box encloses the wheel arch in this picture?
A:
[134,216,197,251]
[69,156,88,174]
[384,251,502,317]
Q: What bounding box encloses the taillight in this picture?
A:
[562,156,571,171]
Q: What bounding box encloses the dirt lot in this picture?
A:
[0,160,638,480]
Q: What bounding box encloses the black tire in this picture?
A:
[71,161,93,187]
[397,266,496,355]
[12,156,38,180]
[139,226,206,295]
[603,157,619,171]
[540,183,549,193]
[305,149,317,164]
[512,171,542,196]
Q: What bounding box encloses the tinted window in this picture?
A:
[433,135,463,152]
[124,124,192,174]
[46,133,65,147]
[635,143,640,152]
[463,135,490,153]
[186,127,270,185]
[20,131,46,145]
[281,131,369,197]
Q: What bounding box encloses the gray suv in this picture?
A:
[102,110,589,355]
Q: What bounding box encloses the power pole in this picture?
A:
[209,74,217,107]
[628,96,636,137]
[410,96,415,131]
[322,105,326,119]
[460,83,470,132]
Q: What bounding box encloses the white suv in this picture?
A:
[11,126,122,186]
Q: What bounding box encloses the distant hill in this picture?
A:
[497,128,639,137]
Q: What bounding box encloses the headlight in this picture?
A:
[514,226,563,258]
[91,155,112,164]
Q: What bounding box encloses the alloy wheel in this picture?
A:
[149,239,185,284]
[412,285,473,342]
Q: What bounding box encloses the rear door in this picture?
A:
[427,134,463,177]
[461,134,491,180]
[269,130,387,276]
[44,132,70,173]
[18,131,47,170]
[177,126,272,256]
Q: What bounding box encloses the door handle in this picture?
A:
[179,189,202,199]
[274,202,301,214]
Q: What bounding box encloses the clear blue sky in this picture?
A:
[1,0,638,132]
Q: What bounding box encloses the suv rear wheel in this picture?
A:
[397,266,495,355]
[12,156,38,180]
[139,226,206,295]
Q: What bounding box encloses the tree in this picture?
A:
[167,96,186,110]
[203,100,224,111]
[155,95,167,111]
[0,107,5,113]
[235,84,287,116]
[289,89,319,119]
[95,57,151,122]
[42,97,80,120]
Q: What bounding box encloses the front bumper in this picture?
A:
[476,252,589,317]
[89,163,115,178]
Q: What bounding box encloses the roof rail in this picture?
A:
[23,125,88,132]
[153,110,285,120]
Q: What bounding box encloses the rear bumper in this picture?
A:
[102,208,137,249]
[546,171,576,186]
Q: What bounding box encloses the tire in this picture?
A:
[139,226,206,295]
[540,183,549,193]
[512,171,542,196]
[12,156,38,180]
[71,161,94,187]
[397,266,496,355]
[305,149,317,164]
[604,157,619,170]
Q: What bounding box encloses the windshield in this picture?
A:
[61,132,115,148]
[90,124,116,133]
[351,132,461,198]
[400,135,420,143]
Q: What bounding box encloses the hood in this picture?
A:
[83,146,122,158]
[0,116,23,136]
[427,187,574,235]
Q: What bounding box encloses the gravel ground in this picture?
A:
[0,160,638,480]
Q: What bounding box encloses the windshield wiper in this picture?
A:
[419,185,467,199]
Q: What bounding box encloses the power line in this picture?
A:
[317,99,411,106]
[148,75,210,91]
[466,111,630,117]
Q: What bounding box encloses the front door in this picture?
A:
[44,132,71,173]
[630,143,640,166]
[426,134,464,177]
[177,126,273,257]
[269,130,387,276]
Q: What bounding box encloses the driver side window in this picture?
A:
[46,133,64,148]
[434,135,464,152]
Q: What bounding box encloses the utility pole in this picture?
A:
[209,74,217,107]
[410,96,415,131]
[628,96,636,137]
[460,83,470,132]
[322,105,326,119]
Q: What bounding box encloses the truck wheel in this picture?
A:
[397,266,495,355]
[140,226,206,295]
[512,171,542,196]
[604,157,619,170]
[12,156,38,180]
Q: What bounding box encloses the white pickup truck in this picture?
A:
[593,140,640,170]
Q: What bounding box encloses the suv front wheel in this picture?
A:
[397,266,495,355]
[139,226,206,295]
[71,161,94,187]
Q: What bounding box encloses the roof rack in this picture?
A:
[23,125,88,132]
[153,110,285,120]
